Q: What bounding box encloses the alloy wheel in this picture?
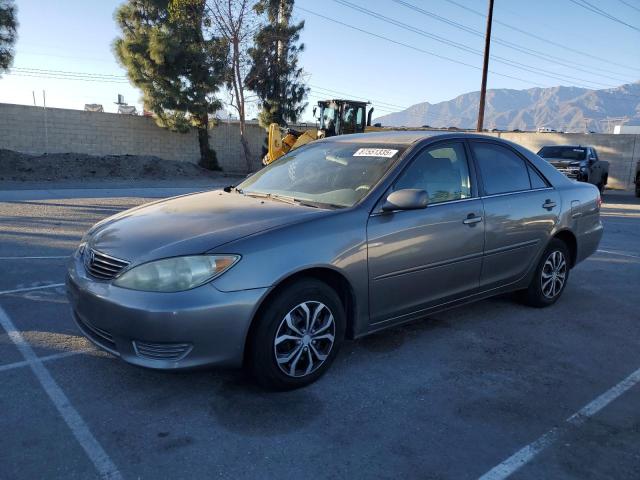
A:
[541,250,567,299]
[274,301,336,378]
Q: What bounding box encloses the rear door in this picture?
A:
[469,140,560,289]
[367,141,484,324]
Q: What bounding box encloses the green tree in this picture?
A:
[114,0,228,169]
[0,0,18,74]
[245,0,308,129]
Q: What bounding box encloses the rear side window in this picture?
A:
[528,164,548,189]
[471,142,531,195]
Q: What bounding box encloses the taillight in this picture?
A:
[596,195,602,210]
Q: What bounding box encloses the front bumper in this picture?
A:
[555,167,589,182]
[66,254,268,370]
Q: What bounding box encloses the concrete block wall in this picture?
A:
[1,103,638,185]
[0,103,267,173]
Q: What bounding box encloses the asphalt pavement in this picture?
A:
[0,183,639,479]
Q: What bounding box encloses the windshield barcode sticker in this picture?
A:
[353,148,399,158]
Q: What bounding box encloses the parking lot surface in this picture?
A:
[1,183,639,479]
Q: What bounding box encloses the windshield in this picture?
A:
[237,142,407,207]
[538,146,586,161]
[319,105,337,133]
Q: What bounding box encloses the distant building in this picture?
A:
[613,125,640,134]
[118,105,137,115]
[84,104,104,112]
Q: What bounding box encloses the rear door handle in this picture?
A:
[463,214,483,225]
[542,199,556,210]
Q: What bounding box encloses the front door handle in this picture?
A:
[463,214,483,225]
[542,199,557,210]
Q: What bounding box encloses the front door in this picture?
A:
[367,142,484,325]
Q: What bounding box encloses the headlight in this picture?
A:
[113,255,240,292]
[75,241,87,259]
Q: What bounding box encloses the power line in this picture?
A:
[6,66,411,115]
[296,6,550,88]
[10,67,130,82]
[392,0,635,84]
[5,72,130,84]
[567,0,640,32]
[305,92,399,114]
[442,0,640,73]
[308,83,409,110]
[333,0,622,89]
[617,0,640,13]
[12,67,127,79]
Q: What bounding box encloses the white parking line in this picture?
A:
[597,249,640,260]
[0,255,70,260]
[0,349,92,372]
[0,283,65,296]
[478,366,640,480]
[0,306,122,480]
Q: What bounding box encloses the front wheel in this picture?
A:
[521,239,570,308]
[246,279,345,390]
[597,180,606,194]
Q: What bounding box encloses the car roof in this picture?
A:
[322,130,499,145]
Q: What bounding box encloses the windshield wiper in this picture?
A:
[299,200,345,210]
[242,191,270,198]
[269,194,300,205]
[273,195,344,210]
[241,191,343,209]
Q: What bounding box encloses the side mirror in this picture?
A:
[313,106,317,117]
[382,189,429,212]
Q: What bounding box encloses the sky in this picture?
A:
[1,0,639,122]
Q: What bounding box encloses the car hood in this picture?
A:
[88,190,330,264]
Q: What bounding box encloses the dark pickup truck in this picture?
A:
[537,145,609,193]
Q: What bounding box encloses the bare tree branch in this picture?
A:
[206,0,258,171]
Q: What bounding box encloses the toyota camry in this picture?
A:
[67,132,603,389]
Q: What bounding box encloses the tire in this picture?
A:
[635,182,640,198]
[246,279,346,390]
[522,238,571,308]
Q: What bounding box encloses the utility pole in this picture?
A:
[42,90,49,152]
[477,0,494,132]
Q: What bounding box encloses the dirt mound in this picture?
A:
[0,150,221,181]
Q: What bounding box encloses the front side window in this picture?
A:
[238,142,406,207]
[471,142,531,195]
[394,143,472,204]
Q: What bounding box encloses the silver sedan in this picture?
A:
[67,132,603,389]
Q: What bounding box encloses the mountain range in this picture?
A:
[374,82,640,132]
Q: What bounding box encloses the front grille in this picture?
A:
[84,248,129,280]
[133,341,193,361]
[556,167,579,179]
[74,312,117,352]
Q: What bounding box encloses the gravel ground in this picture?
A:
[0,149,226,182]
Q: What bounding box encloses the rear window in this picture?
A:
[470,142,531,195]
[538,146,586,160]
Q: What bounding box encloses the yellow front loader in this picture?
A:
[263,99,376,165]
